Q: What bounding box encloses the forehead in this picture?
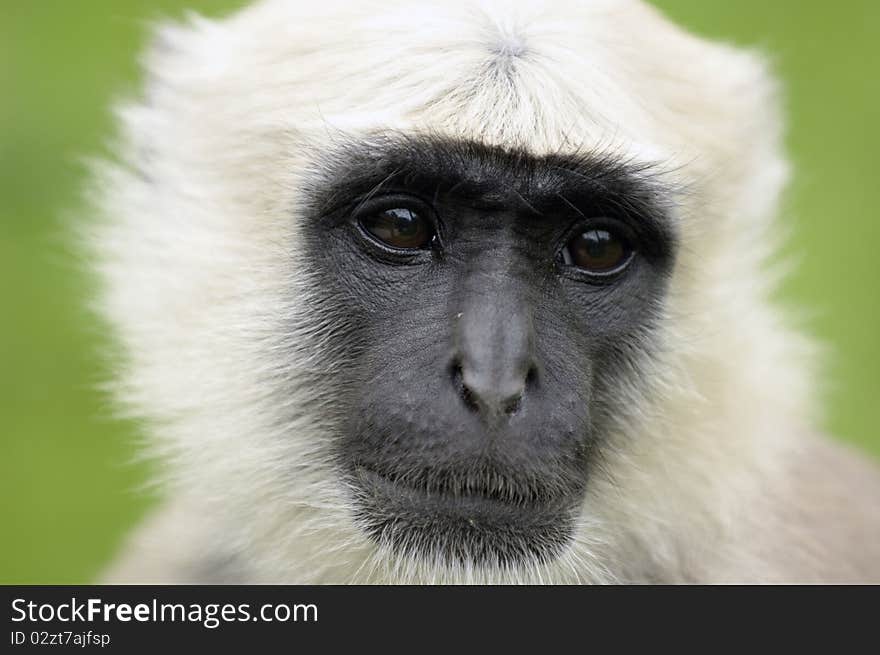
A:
[181,0,675,159]
[146,0,781,245]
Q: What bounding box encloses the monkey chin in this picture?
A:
[349,465,582,568]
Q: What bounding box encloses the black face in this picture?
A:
[299,136,676,567]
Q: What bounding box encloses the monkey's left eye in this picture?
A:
[559,227,634,276]
[358,206,434,250]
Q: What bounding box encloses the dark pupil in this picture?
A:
[569,229,626,272]
[362,208,430,249]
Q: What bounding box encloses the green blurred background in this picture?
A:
[1,1,878,583]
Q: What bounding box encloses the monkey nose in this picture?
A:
[450,293,538,420]
[450,360,536,419]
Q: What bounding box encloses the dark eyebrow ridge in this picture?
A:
[305,133,676,234]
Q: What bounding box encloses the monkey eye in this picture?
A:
[560,227,634,275]
[358,206,435,251]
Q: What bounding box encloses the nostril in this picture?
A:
[525,365,538,389]
[451,360,531,417]
[451,361,480,413]
[498,367,535,416]
[502,395,522,416]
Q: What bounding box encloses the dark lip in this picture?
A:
[351,464,573,513]
[349,463,584,566]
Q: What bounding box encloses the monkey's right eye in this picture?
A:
[358,206,434,251]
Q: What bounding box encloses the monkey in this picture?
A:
[90,0,880,583]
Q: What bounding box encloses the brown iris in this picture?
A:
[360,207,433,250]
[562,228,632,274]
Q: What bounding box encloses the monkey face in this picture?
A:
[95,0,795,582]
[299,137,677,567]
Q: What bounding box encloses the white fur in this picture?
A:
[91,0,879,583]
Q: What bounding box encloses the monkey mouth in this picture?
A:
[348,463,581,566]
[354,464,551,508]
